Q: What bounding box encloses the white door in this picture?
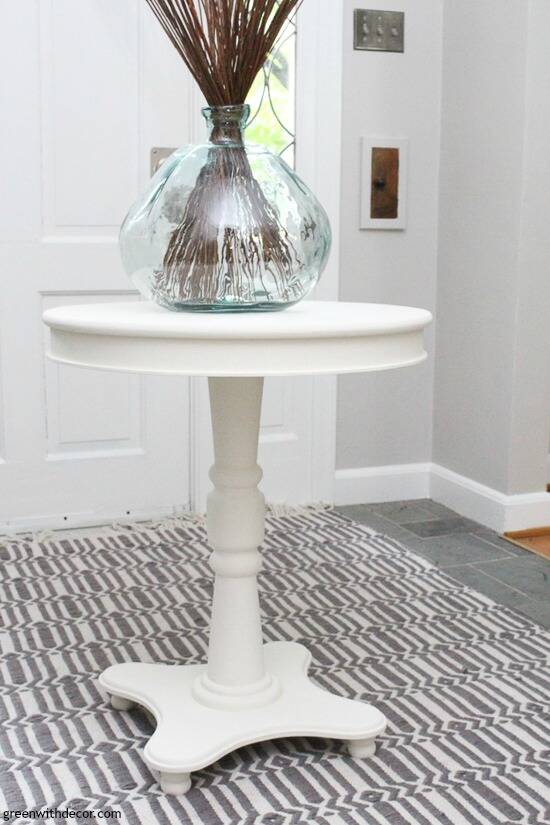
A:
[0,1,198,531]
[0,1,342,530]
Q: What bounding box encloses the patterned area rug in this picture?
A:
[1,508,549,825]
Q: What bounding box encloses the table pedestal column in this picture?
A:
[193,378,281,710]
[99,376,387,795]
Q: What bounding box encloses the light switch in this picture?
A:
[354,10,405,52]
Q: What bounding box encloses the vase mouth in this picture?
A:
[202,104,250,145]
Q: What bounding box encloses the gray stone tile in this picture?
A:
[442,564,531,607]
[475,556,550,599]
[369,501,437,524]
[445,565,550,628]
[400,516,481,538]
[337,498,550,628]
[512,599,550,629]
[335,506,419,543]
[335,504,376,521]
[403,532,515,568]
[414,499,460,519]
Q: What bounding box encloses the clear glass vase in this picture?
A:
[119,104,331,312]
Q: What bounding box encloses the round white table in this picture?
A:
[43,300,432,796]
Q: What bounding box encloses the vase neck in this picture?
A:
[203,104,250,146]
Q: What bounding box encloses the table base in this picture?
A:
[100,641,387,796]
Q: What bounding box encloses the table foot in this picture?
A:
[348,736,377,758]
[160,772,191,796]
[110,694,133,712]
[99,641,386,792]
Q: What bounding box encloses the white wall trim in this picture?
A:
[335,461,550,533]
[297,0,344,503]
[0,504,188,536]
[430,463,550,533]
[8,462,550,536]
[335,463,431,506]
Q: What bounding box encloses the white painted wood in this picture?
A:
[348,738,377,759]
[296,0,344,504]
[430,463,550,533]
[45,0,139,230]
[191,373,317,510]
[44,301,431,340]
[160,773,191,796]
[44,302,432,377]
[0,2,195,530]
[111,695,133,712]
[296,0,343,306]
[46,297,429,793]
[334,460,550,532]
[196,377,280,709]
[102,642,386,793]
[335,463,432,505]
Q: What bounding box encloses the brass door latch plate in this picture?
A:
[371,147,399,220]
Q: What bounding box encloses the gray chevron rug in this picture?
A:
[1,507,549,825]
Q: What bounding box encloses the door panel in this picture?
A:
[44,1,139,230]
[0,1,192,530]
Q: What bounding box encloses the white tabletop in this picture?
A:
[43,301,432,378]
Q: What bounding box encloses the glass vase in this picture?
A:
[119,104,331,312]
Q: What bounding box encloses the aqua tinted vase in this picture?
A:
[119,104,331,312]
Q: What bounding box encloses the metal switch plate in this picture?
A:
[151,147,177,176]
[354,9,405,52]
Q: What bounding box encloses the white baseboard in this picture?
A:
[334,463,431,506]
[5,463,550,536]
[335,461,550,533]
[430,464,550,533]
[0,504,187,536]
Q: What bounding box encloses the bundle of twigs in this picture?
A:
[145,0,305,307]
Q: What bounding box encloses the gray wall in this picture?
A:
[336,0,442,470]
[336,0,550,495]
[433,0,550,494]
[506,0,550,494]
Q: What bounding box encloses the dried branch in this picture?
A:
[145,0,302,105]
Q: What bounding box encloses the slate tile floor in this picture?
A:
[336,499,550,629]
